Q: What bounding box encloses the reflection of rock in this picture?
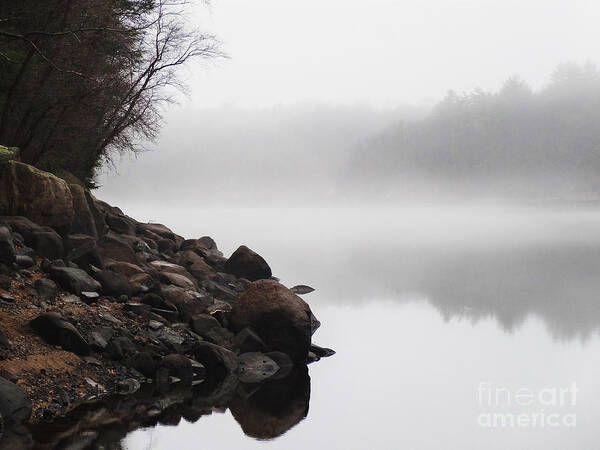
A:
[22,363,311,448]
[230,366,310,440]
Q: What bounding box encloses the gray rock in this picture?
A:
[34,278,58,301]
[237,352,280,384]
[124,302,151,315]
[15,254,34,268]
[88,331,109,351]
[80,291,100,304]
[0,376,31,424]
[190,314,234,347]
[106,336,136,360]
[30,230,63,259]
[160,354,193,381]
[49,266,101,295]
[291,285,315,295]
[95,269,133,297]
[193,342,238,377]
[125,351,156,378]
[203,280,238,302]
[310,343,335,357]
[30,312,90,356]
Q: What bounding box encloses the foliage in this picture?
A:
[352,63,600,197]
[0,0,220,187]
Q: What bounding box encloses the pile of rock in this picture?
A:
[0,161,333,434]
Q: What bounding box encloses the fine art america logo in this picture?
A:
[477,382,578,428]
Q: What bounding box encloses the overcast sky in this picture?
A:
[184,0,600,110]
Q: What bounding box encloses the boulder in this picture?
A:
[181,236,218,253]
[0,377,31,424]
[0,161,74,232]
[105,214,136,235]
[125,351,157,378]
[105,261,146,278]
[30,312,90,355]
[223,245,272,281]
[160,272,197,290]
[33,278,58,301]
[157,238,177,254]
[138,223,176,241]
[0,225,16,265]
[94,269,133,297]
[30,230,63,259]
[190,314,234,347]
[231,280,315,361]
[85,191,108,236]
[64,234,95,253]
[97,234,137,264]
[160,354,193,381]
[140,293,172,310]
[193,342,238,379]
[106,336,137,361]
[68,184,98,237]
[49,266,101,295]
[161,285,209,321]
[66,237,104,271]
[177,250,216,281]
[3,216,41,242]
[15,254,34,268]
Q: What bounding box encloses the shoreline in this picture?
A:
[0,161,332,448]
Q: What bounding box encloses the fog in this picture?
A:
[97,0,600,205]
[94,3,600,448]
[99,63,600,204]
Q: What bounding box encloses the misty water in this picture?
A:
[109,203,600,449]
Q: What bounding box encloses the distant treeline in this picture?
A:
[0,0,218,186]
[353,63,600,198]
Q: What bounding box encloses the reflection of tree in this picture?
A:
[340,242,600,342]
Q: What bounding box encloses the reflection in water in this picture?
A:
[419,245,600,341]
[58,204,600,449]
[334,242,600,341]
[25,367,310,449]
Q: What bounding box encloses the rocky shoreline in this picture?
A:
[0,161,333,448]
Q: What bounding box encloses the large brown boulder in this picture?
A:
[68,184,98,237]
[224,245,272,281]
[97,234,137,264]
[230,280,315,361]
[0,161,74,232]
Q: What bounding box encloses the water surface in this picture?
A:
[115,204,600,449]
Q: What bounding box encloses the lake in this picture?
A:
[109,203,600,449]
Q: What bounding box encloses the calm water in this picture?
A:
[111,204,600,450]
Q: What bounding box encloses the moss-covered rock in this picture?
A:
[0,161,74,232]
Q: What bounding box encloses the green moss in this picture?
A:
[0,145,20,162]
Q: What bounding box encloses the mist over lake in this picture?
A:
[3,0,600,448]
